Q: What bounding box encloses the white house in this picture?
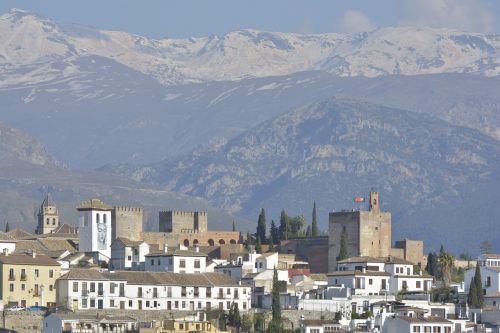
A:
[215,251,280,280]
[56,269,251,312]
[327,269,391,296]
[465,254,500,299]
[383,315,453,333]
[0,232,16,254]
[77,199,113,262]
[43,312,137,333]
[335,256,432,294]
[144,244,207,274]
[300,320,344,333]
[110,238,150,270]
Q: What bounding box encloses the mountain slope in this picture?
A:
[112,99,500,253]
[0,122,237,233]
[1,9,500,87]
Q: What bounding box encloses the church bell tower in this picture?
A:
[36,193,59,234]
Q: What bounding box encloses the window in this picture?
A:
[157,259,160,265]
[180,259,186,268]
[9,284,13,292]
[179,324,184,330]
[194,287,199,297]
[150,259,154,266]
[82,299,88,308]
[413,326,421,332]
[134,249,138,255]
[416,281,421,289]
[34,269,39,278]
[52,218,56,225]
[129,300,133,308]
[402,281,408,290]
[110,300,115,307]
[90,299,95,308]
[8,268,14,280]
[49,270,54,278]
[82,282,88,295]
[167,286,172,297]
[96,213,100,223]
[227,301,231,309]
[175,301,179,309]
[21,284,25,291]
[138,287,143,298]
[73,282,79,292]
[146,301,150,308]
[206,288,211,297]
[103,214,107,223]
[182,301,186,309]
[227,288,231,295]
[487,277,492,287]
[90,283,95,292]
[169,258,173,265]
[243,302,247,310]
[369,279,373,285]
[110,283,116,294]
[49,285,53,291]
[407,267,411,275]
[153,288,158,298]
[198,301,202,309]
[127,256,132,261]
[182,287,187,297]
[194,260,201,269]
[21,269,26,280]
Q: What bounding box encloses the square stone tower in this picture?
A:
[328,191,392,271]
[111,206,143,241]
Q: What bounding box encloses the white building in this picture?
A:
[144,245,207,274]
[0,232,16,254]
[77,199,113,262]
[383,316,453,333]
[465,254,500,299]
[335,256,432,294]
[110,238,150,270]
[43,313,137,333]
[327,269,391,296]
[215,251,280,279]
[56,269,251,312]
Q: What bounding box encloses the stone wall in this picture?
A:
[1,312,44,333]
[159,211,208,233]
[112,206,143,241]
[279,237,329,273]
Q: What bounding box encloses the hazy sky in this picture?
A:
[1,0,499,38]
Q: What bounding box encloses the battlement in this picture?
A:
[159,210,207,216]
[159,210,208,233]
[114,206,143,213]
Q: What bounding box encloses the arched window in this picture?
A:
[103,214,107,223]
[219,239,225,245]
[230,239,236,244]
[208,239,215,246]
[46,218,50,225]
[52,218,56,225]
[96,213,100,223]
[193,239,199,245]
[183,239,190,247]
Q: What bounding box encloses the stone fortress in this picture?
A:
[328,191,425,271]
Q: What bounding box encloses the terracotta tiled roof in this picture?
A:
[0,253,59,266]
[53,223,77,234]
[0,232,15,241]
[6,228,33,239]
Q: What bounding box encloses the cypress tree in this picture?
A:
[232,221,236,232]
[245,232,251,252]
[4,222,9,233]
[311,201,318,236]
[269,267,282,333]
[270,220,279,244]
[467,277,477,307]
[474,262,484,308]
[306,225,312,237]
[256,209,267,242]
[337,232,348,261]
[255,236,262,254]
[279,210,288,241]
[426,252,434,275]
[268,236,275,252]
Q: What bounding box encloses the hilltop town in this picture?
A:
[0,191,495,333]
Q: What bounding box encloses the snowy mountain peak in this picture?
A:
[1,10,500,86]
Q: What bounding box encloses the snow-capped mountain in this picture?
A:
[1,8,500,87]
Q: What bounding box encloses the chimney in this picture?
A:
[3,248,8,256]
[164,244,168,254]
[194,245,199,253]
[362,267,366,273]
[32,251,37,259]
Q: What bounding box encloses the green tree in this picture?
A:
[426,252,437,276]
[241,314,253,333]
[311,201,319,237]
[232,303,241,328]
[232,221,236,232]
[255,236,262,254]
[437,252,455,285]
[279,210,288,241]
[337,232,348,261]
[440,245,445,255]
[269,267,282,333]
[270,220,280,244]
[4,222,9,233]
[474,262,484,308]
[268,236,275,252]
[306,225,312,237]
[468,277,478,307]
[245,232,252,252]
[480,240,492,254]
[254,314,265,333]
[256,208,267,242]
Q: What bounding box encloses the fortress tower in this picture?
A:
[328,191,392,271]
[159,210,208,234]
[36,193,59,234]
[112,206,143,241]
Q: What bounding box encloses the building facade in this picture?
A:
[0,253,61,309]
[145,246,208,274]
[56,269,251,312]
[112,206,143,241]
[159,210,208,234]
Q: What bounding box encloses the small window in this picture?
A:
[73,282,78,292]
[35,269,39,278]
[194,260,201,269]
[180,259,186,268]
[151,259,154,266]
[9,283,14,292]
[49,270,54,278]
